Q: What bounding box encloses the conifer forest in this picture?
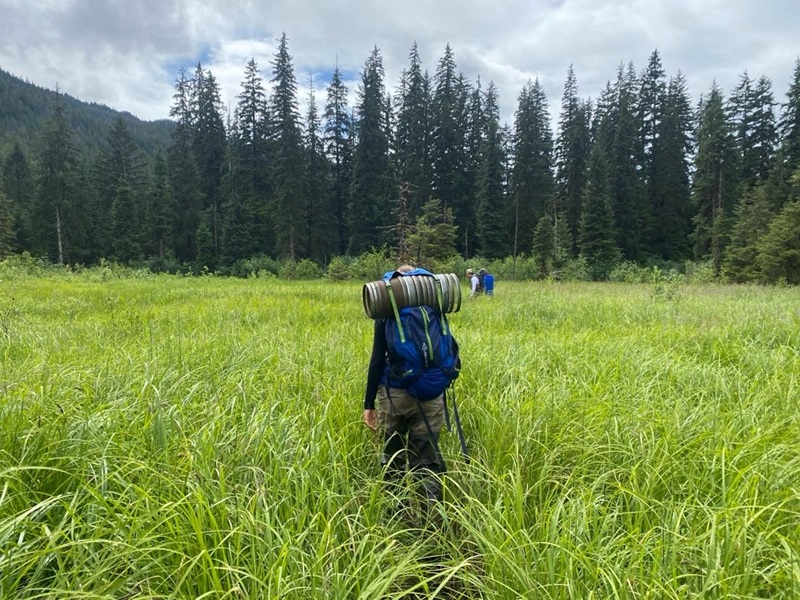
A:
[1,36,799,283]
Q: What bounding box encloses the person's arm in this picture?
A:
[363,319,386,429]
[470,276,478,297]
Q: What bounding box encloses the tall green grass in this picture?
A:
[1,274,798,598]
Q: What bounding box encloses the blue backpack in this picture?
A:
[382,269,461,401]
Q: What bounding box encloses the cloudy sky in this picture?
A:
[1,0,798,126]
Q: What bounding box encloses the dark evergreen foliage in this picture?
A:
[94,115,149,256]
[229,58,273,257]
[723,184,774,281]
[609,65,648,261]
[323,65,353,255]
[110,182,141,262]
[554,66,590,254]
[304,78,336,263]
[34,90,90,264]
[475,83,508,258]
[146,150,174,259]
[348,47,393,255]
[779,59,800,173]
[2,142,34,251]
[650,73,694,260]
[461,77,484,256]
[395,43,433,218]
[430,45,466,228]
[0,68,174,158]
[756,197,800,283]
[168,68,203,263]
[691,84,739,274]
[0,48,798,283]
[270,34,308,259]
[580,120,621,279]
[0,188,12,258]
[405,197,458,265]
[511,79,554,257]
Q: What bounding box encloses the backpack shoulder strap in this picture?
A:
[383,277,405,342]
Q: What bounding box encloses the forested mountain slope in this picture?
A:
[0,67,173,156]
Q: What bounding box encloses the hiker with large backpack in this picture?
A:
[362,265,463,508]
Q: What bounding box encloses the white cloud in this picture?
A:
[0,0,798,127]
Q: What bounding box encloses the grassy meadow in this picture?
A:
[0,270,799,598]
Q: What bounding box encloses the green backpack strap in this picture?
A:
[384,278,405,342]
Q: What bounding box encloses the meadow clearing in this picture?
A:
[0,269,798,598]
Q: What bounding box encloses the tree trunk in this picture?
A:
[56,205,64,265]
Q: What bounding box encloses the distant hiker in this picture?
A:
[362,265,461,510]
[478,268,494,296]
[467,268,480,297]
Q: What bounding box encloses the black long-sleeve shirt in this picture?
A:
[363,318,388,410]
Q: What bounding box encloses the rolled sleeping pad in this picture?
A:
[362,272,461,319]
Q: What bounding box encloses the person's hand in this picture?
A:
[363,409,378,431]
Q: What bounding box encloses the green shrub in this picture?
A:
[0,252,58,279]
[558,256,590,281]
[684,259,718,283]
[223,255,280,278]
[609,261,652,283]
[295,259,323,280]
[326,255,352,280]
[347,248,394,280]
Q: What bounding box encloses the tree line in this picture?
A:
[1,35,799,283]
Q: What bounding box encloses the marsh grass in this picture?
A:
[0,274,798,598]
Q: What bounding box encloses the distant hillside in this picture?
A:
[0,67,175,158]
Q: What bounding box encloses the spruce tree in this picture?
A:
[475,82,508,258]
[650,73,694,260]
[750,76,777,183]
[612,63,648,260]
[691,84,739,274]
[405,197,458,265]
[192,64,226,258]
[579,133,620,280]
[144,151,175,260]
[231,58,272,255]
[95,116,148,256]
[461,77,483,256]
[34,89,87,264]
[270,33,307,259]
[554,66,590,254]
[395,42,433,218]
[756,197,800,283]
[431,45,465,225]
[304,77,336,263]
[638,50,666,184]
[348,46,393,254]
[553,210,573,273]
[323,65,353,254]
[511,79,554,257]
[453,74,473,237]
[728,71,757,188]
[169,68,203,263]
[779,58,800,174]
[723,184,773,281]
[2,142,34,252]
[729,72,777,189]
[220,191,252,265]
